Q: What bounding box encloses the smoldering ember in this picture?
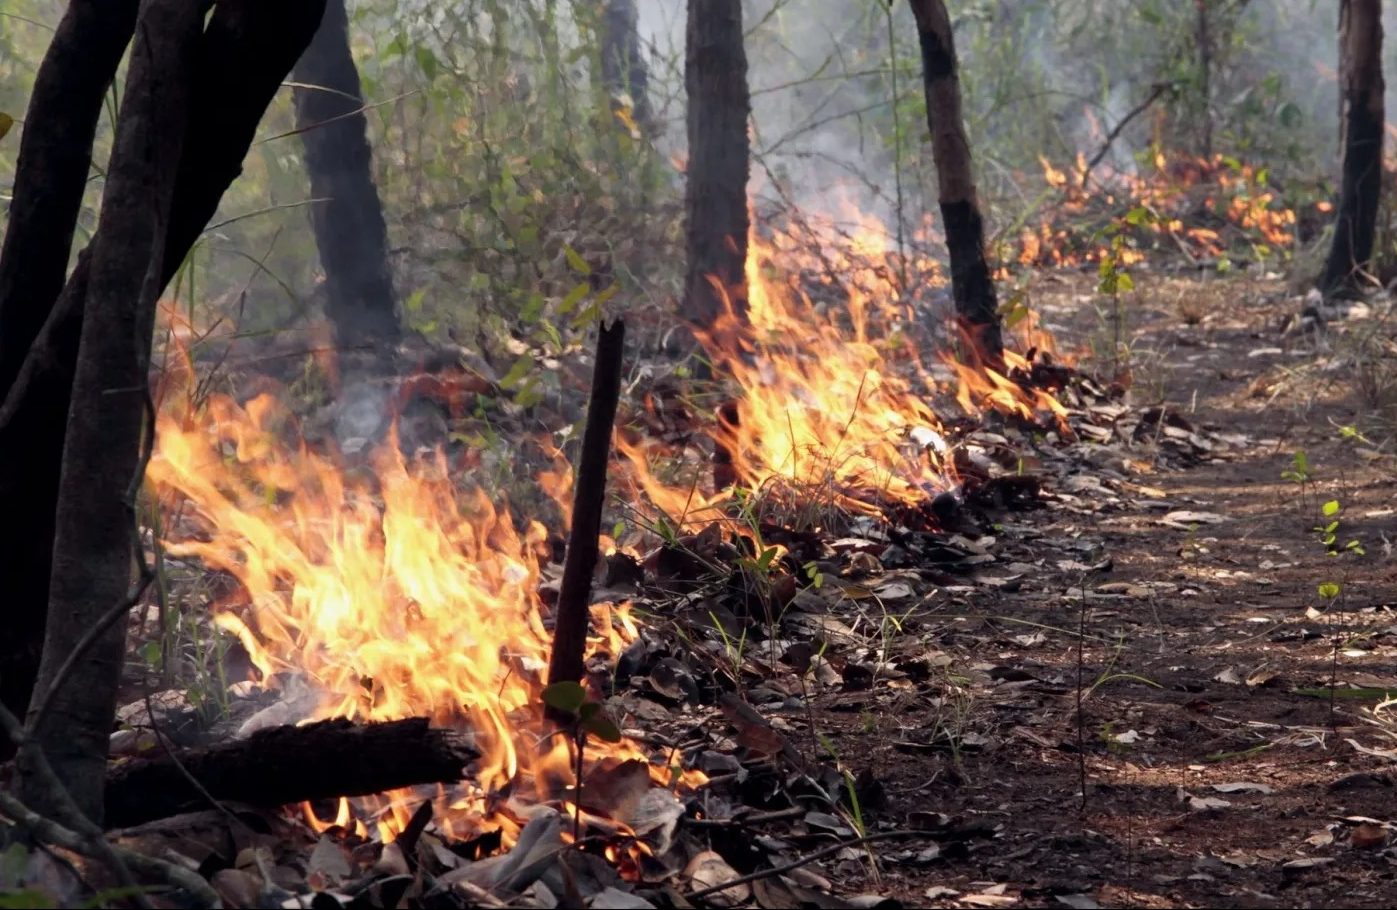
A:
[2,2,1397,908]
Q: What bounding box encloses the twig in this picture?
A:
[1079,83,1169,187]
[0,789,218,908]
[686,829,921,900]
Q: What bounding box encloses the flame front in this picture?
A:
[149,392,664,843]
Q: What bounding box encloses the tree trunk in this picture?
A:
[682,0,750,338]
[17,0,204,825]
[908,0,1003,366]
[0,0,330,765]
[1320,0,1384,299]
[0,0,139,761]
[600,0,654,132]
[292,0,399,350]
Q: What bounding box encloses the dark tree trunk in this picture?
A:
[1320,0,1384,299]
[0,0,140,761]
[908,0,1003,366]
[0,0,330,767]
[16,0,204,825]
[547,320,625,694]
[104,718,477,828]
[600,0,654,132]
[292,0,399,349]
[682,0,750,338]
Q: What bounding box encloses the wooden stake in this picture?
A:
[546,320,626,692]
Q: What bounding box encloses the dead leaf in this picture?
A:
[1351,823,1388,850]
[1159,510,1228,528]
[685,850,750,907]
[1211,782,1275,795]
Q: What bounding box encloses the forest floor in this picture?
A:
[799,270,1397,908]
[94,267,1397,910]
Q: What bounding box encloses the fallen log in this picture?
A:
[104,717,476,828]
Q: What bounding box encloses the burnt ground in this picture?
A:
[770,272,1397,908]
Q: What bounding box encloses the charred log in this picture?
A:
[292,0,400,349]
[908,0,1003,366]
[548,320,626,693]
[682,0,750,341]
[1320,0,1384,299]
[104,718,477,829]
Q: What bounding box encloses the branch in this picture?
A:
[0,789,219,908]
[685,829,923,900]
[1080,83,1170,187]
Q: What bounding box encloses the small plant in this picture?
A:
[540,680,623,841]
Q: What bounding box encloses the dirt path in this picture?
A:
[809,275,1397,907]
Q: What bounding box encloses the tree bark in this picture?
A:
[1320,0,1384,299]
[0,2,139,754]
[682,0,750,338]
[908,0,1003,366]
[292,0,399,349]
[17,0,204,825]
[0,0,330,769]
[600,0,654,132]
[104,718,477,828]
[547,320,626,693]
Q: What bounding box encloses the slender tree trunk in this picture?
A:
[292,0,399,349]
[682,0,750,339]
[0,0,139,761]
[1320,0,1384,298]
[0,1,329,764]
[1195,0,1213,160]
[908,0,1003,366]
[17,0,203,824]
[600,0,653,131]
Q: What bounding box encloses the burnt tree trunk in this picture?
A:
[682,0,750,341]
[105,718,476,828]
[600,0,654,131]
[0,0,329,767]
[17,0,204,824]
[0,0,139,761]
[547,320,626,693]
[292,0,399,349]
[1320,0,1384,298]
[909,0,1003,366]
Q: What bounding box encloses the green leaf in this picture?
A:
[541,681,586,715]
[499,355,533,391]
[1322,500,1340,517]
[563,244,592,276]
[580,711,623,743]
[0,112,13,142]
[559,282,589,315]
[1114,272,1135,293]
[415,46,439,81]
[1318,582,1340,599]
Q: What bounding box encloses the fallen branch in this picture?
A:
[0,790,218,909]
[685,829,923,900]
[104,717,477,828]
[547,319,626,692]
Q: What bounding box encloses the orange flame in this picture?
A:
[149,392,696,846]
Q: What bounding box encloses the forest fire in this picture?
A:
[147,394,696,851]
[618,213,1069,530]
[1015,150,1298,268]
